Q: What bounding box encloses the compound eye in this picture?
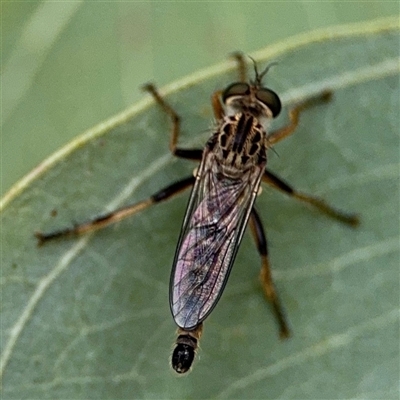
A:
[255,88,282,117]
[222,82,250,102]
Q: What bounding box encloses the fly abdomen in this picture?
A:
[171,324,203,374]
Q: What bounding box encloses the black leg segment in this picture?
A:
[36,175,196,245]
[249,208,290,339]
[263,169,360,227]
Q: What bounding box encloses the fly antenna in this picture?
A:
[249,56,278,85]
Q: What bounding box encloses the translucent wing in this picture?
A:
[170,147,265,329]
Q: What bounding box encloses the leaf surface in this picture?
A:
[1,19,399,399]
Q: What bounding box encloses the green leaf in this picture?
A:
[1,18,399,399]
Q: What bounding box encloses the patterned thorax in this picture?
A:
[209,112,267,178]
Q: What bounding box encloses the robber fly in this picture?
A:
[36,53,359,374]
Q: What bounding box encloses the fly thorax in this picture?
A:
[212,113,266,178]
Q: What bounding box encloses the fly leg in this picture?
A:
[35,175,195,245]
[142,83,203,160]
[263,169,360,226]
[268,90,332,145]
[211,52,249,120]
[231,51,248,82]
[36,83,205,245]
[249,208,290,339]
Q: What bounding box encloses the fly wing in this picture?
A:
[170,148,265,329]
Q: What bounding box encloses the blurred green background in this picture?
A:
[1,1,398,196]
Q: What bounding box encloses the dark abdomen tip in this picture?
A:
[171,343,195,374]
